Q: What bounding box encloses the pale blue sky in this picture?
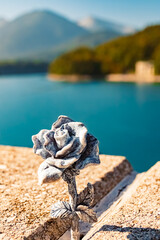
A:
[0,0,160,28]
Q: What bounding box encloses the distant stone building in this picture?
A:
[135,61,155,82]
[106,60,160,83]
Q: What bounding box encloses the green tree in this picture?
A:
[49,47,101,75]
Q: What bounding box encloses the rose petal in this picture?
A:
[45,156,78,169]
[52,115,73,131]
[54,128,71,149]
[62,122,88,158]
[32,130,51,159]
[55,138,74,158]
[44,130,57,157]
[74,134,100,170]
[38,160,64,185]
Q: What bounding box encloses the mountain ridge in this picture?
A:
[77,16,135,34]
[0,10,134,60]
[0,10,88,59]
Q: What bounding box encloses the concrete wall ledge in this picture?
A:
[0,146,132,240]
[84,161,160,240]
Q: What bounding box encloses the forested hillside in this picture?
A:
[49,25,160,75]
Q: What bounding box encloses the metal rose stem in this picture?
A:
[69,177,80,240]
[32,116,100,240]
[63,169,80,240]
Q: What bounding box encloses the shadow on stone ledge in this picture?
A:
[87,224,160,240]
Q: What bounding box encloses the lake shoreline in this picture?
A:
[48,73,160,83]
[48,74,104,83]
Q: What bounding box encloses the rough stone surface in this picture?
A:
[84,162,160,240]
[0,145,132,240]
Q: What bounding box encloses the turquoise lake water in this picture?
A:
[0,73,160,172]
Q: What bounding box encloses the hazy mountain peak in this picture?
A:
[78,16,97,27]
[78,16,135,34]
[12,9,71,24]
[0,10,88,59]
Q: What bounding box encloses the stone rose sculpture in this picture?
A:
[32,115,100,240]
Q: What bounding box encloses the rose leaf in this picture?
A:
[50,201,73,219]
[76,205,97,223]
